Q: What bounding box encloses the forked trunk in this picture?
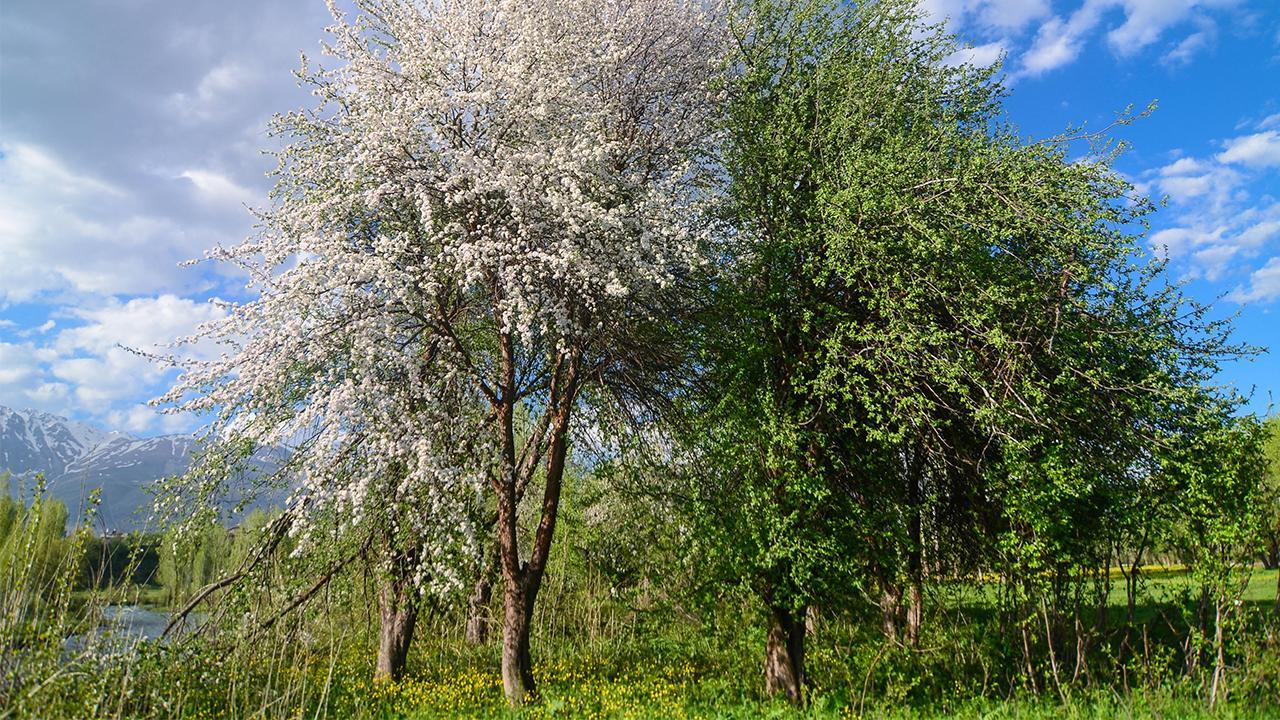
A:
[764,605,807,704]
[492,346,580,707]
[375,577,418,683]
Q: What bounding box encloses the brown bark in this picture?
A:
[906,581,923,647]
[880,581,902,641]
[499,569,536,703]
[465,572,492,645]
[374,576,418,683]
[764,605,807,705]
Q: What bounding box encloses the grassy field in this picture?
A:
[9,537,1278,720]
[100,569,1275,720]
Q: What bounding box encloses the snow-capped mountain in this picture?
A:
[0,405,273,532]
[0,406,125,478]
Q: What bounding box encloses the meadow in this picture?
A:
[3,483,1278,719]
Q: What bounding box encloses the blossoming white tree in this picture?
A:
[162,0,727,703]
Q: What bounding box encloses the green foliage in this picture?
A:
[0,477,75,594]
[1259,415,1280,568]
[157,520,234,607]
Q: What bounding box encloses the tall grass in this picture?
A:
[2,477,1277,719]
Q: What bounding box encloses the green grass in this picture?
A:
[8,566,1277,718]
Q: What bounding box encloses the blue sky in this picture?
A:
[0,0,1277,436]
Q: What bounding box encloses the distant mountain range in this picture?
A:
[0,405,278,532]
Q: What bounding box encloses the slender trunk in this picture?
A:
[1274,561,1279,615]
[1098,549,1112,631]
[1261,534,1279,570]
[1210,598,1226,707]
[375,577,418,683]
[465,571,493,645]
[906,582,923,647]
[496,453,536,705]
[1125,544,1144,624]
[906,469,923,647]
[764,604,807,704]
[880,580,902,641]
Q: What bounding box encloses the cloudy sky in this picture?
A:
[1,0,1279,436]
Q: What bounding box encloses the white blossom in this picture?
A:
[158,0,728,597]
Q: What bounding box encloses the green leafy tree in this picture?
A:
[687,0,1254,703]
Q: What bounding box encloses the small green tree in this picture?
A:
[1163,410,1269,705]
[1259,416,1280,573]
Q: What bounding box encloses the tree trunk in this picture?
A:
[1261,534,1279,570]
[1210,598,1226,707]
[906,472,924,647]
[500,571,536,704]
[880,581,902,641]
[375,577,418,683]
[764,605,806,705]
[906,581,923,647]
[465,572,492,645]
[903,448,924,646]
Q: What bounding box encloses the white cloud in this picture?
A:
[1106,0,1202,57]
[1144,122,1280,293]
[1150,226,1220,258]
[917,0,971,27]
[1191,244,1240,281]
[918,0,1049,32]
[976,0,1050,32]
[1017,0,1237,77]
[62,294,222,347]
[1260,113,1280,130]
[0,295,228,428]
[0,341,68,414]
[179,168,256,208]
[108,404,168,434]
[167,63,260,123]
[1151,155,1241,208]
[1229,257,1280,303]
[25,382,70,406]
[0,342,40,386]
[1021,17,1088,75]
[1216,131,1280,168]
[0,144,123,198]
[0,142,230,302]
[943,40,1008,67]
[1162,19,1217,66]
